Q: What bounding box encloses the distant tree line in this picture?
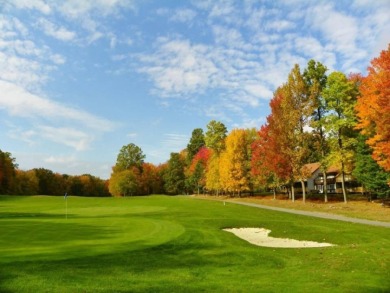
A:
[0,150,109,196]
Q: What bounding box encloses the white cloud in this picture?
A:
[38,126,93,151]
[10,0,52,14]
[266,20,295,31]
[37,18,76,41]
[162,133,189,152]
[0,81,117,152]
[0,80,116,132]
[139,39,217,95]
[244,84,273,101]
[170,8,197,23]
[56,0,136,19]
[0,15,66,89]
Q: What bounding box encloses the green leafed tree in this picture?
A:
[164,153,185,195]
[323,71,359,203]
[304,59,330,202]
[115,143,145,172]
[205,120,227,155]
[353,134,390,199]
[186,128,205,164]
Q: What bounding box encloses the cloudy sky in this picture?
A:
[1,0,389,179]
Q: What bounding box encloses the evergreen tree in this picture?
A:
[164,153,185,195]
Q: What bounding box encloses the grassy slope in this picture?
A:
[0,195,389,292]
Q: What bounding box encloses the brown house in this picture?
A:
[294,163,362,194]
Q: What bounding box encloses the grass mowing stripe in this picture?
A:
[0,195,389,292]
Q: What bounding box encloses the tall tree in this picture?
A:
[323,71,358,203]
[0,150,17,194]
[205,151,221,195]
[282,65,313,202]
[186,147,211,194]
[115,143,145,172]
[205,120,227,155]
[219,129,250,196]
[251,124,284,198]
[304,59,330,202]
[355,45,390,172]
[164,152,185,195]
[186,128,205,163]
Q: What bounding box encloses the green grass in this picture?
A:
[0,195,389,292]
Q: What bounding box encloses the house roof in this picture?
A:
[302,162,321,175]
[302,162,340,176]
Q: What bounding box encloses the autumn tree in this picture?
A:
[323,71,359,203]
[14,170,39,195]
[251,124,286,198]
[109,168,139,197]
[138,163,164,195]
[186,147,211,194]
[219,129,251,196]
[205,151,221,195]
[269,65,314,202]
[0,150,17,194]
[355,44,390,172]
[304,59,330,202]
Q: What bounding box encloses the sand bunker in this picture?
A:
[223,228,335,248]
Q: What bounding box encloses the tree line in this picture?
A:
[0,150,110,196]
[109,45,390,201]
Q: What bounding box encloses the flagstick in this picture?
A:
[66,197,68,220]
[64,192,68,220]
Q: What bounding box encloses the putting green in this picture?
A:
[1,206,184,262]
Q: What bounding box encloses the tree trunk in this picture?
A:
[323,170,328,203]
[273,188,276,200]
[341,162,347,203]
[301,180,306,203]
[291,183,295,202]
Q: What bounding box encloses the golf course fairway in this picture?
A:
[0,195,389,292]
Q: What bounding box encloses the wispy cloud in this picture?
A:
[170,8,197,23]
[0,80,116,150]
[135,0,390,127]
[162,133,189,152]
[36,18,76,41]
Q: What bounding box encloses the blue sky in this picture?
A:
[0,0,389,179]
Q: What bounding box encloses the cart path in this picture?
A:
[196,197,390,228]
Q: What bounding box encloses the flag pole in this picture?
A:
[64,192,68,219]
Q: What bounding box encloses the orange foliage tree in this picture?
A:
[356,45,390,172]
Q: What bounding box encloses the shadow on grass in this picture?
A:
[0,212,68,219]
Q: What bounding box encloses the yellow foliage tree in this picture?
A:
[219,129,250,196]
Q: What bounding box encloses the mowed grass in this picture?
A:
[0,195,389,292]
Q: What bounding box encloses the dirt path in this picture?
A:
[226,200,390,228]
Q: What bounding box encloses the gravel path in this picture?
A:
[227,200,390,228]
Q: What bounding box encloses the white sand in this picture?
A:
[223,228,335,248]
